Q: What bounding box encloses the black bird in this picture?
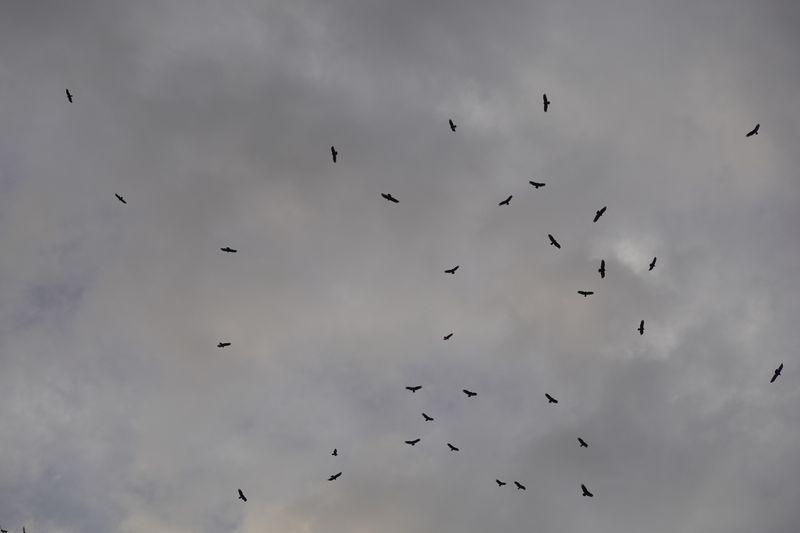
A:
[328,472,342,481]
[543,93,550,112]
[496,479,507,487]
[638,320,645,335]
[238,489,247,502]
[649,257,657,271]
[443,332,453,340]
[217,342,231,348]
[66,89,73,102]
[221,247,237,253]
[581,484,594,497]
[445,265,460,274]
[406,385,422,393]
[447,443,459,451]
[332,448,338,456]
[331,146,338,163]
[746,124,760,137]
[578,290,594,297]
[545,393,558,404]
[449,119,457,132]
[598,260,606,278]
[771,363,783,383]
[115,193,126,204]
[422,413,434,421]
[593,206,607,223]
[529,180,546,189]
[578,437,588,448]
[381,193,399,203]
[499,195,512,206]
[405,438,421,446]
[1,528,6,533]
[462,389,477,397]
[548,234,561,249]
[514,481,526,490]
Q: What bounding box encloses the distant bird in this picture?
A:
[444,265,460,274]
[649,257,657,271]
[598,260,606,278]
[529,180,546,189]
[581,484,594,497]
[115,193,126,204]
[381,193,399,203]
[238,489,247,502]
[328,472,342,481]
[548,234,561,249]
[449,119,457,132]
[406,385,422,393]
[331,146,338,163]
[217,342,231,348]
[638,320,645,335]
[447,443,459,451]
[221,247,237,253]
[514,481,526,490]
[422,413,434,421]
[770,363,783,383]
[578,437,588,448]
[443,333,453,340]
[578,290,594,297]
[545,393,558,404]
[1,528,6,533]
[543,93,550,112]
[746,124,760,137]
[332,448,338,456]
[496,479,507,487]
[66,89,73,102]
[405,438,421,446]
[593,206,607,223]
[462,389,477,398]
[499,195,512,206]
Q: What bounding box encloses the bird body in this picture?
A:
[449,119,457,132]
[578,437,588,448]
[381,193,399,203]
[529,181,546,188]
[581,484,594,497]
[422,413,434,421]
[462,389,477,397]
[543,93,550,112]
[638,320,645,335]
[115,193,126,204]
[328,472,342,481]
[548,234,561,249]
[331,146,338,162]
[771,363,783,383]
[496,479,507,487]
[405,438,421,446]
[221,247,237,253]
[66,89,73,102]
[746,124,760,137]
[593,206,607,223]
[217,342,231,348]
[238,489,247,502]
[545,393,558,404]
[599,260,605,278]
[445,265,460,274]
[514,481,526,490]
[332,448,338,456]
[649,257,657,271]
[578,290,594,297]
[443,333,453,340]
[447,443,459,451]
[406,385,422,393]
[499,195,512,206]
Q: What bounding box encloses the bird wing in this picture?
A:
[778,363,783,372]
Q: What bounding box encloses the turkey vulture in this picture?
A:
[578,437,588,448]
[496,479,507,487]
[445,265,460,274]
[217,342,231,348]
[581,484,594,497]
[238,489,247,502]
[771,363,783,383]
[514,481,526,490]
[115,193,126,204]
[593,206,607,223]
[328,472,342,481]
[462,389,477,397]
[443,333,453,340]
[499,195,512,206]
[447,443,459,451]
[638,320,644,335]
[578,290,594,297]
[1,528,7,533]
[598,260,605,278]
[543,94,550,112]
[331,146,338,162]
[649,257,657,271]
[381,193,399,203]
[221,247,237,253]
[332,448,338,456]
[66,89,73,102]
[529,180,546,189]
[406,385,422,393]
[548,234,561,249]
[746,124,760,137]
[422,413,434,421]
[405,438,421,446]
[545,393,558,404]
[449,119,457,132]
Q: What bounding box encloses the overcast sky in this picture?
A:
[0,0,798,532]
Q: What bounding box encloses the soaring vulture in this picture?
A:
[746,124,760,137]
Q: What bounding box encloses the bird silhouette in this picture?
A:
[328,472,342,481]
[217,342,231,348]
[548,234,561,249]
[593,206,607,223]
[449,119,457,132]
[578,437,588,448]
[496,479,507,487]
[332,448,338,456]
[330,146,338,162]
[444,265,460,274]
[66,89,73,102]
[462,389,477,397]
[543,94,550,112]
[238,489,247,502]
[447,443,459,451]
[443,333,453,340]
[746,124,760,137]
[598,260,606,278]
[638,320,645,335]
[406,385,422,393]
[529,180,546,188]
[578,290,594,297]
[1,527,7,533]
[115,193,126,204]
[422,413,434,421]
[499,195,512,206]
[514,481,526,490]
[581,484,594,497]
[649,257,657,271]
[405,438,421,446]
[221,247,237,253]
[381,193,399,203]
[771,363,783,383]
[545,393,558,404]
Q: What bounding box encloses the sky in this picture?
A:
[0,0,798,531]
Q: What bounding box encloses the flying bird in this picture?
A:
[381,193,399,203]
[548,234,561,249]
[462,389,477,398]
[746,123,760,137]
[496,479,507,487]
[66,89,73,102]
[406,385,422,393]
[221,247,237,253]
[581,484,594,497]
[444,265,460,274]
[545,393,558,404]
[578,290,594,297]
[514,481,526,490]
[330,146,338,162]
[332,448,338,456]
[543,93,550,112]
[443,333,453,340]
[447,443,459,452]
[328,472,342,481]
[422,413,434,421]
[598,260,605,278]
[649,257,657,271]
[593,206,607,223]
[115,193,126,204]
[771,363,783,383]
[449,119,457,132]
[405,438,421,446]
[1,528,7,533]
[217,342,231,348]
[529,180,546,188]
[238,489,247,502]
[578,437,588,448]
[499,195,512,206]
[638,320,645,335]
